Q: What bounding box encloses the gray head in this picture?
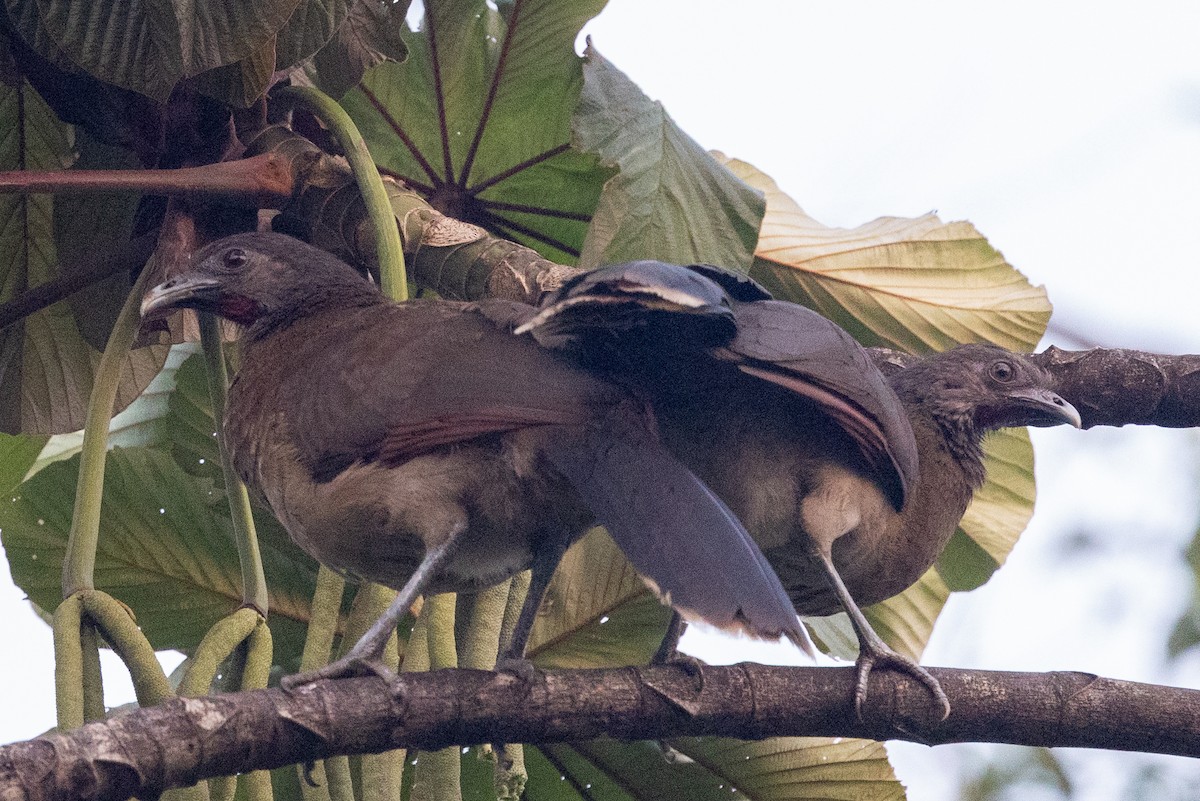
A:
[892,343,1081,431]
[140,232,379,336]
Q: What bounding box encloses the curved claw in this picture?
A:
[852,644,950,722]
[281,656,397,693]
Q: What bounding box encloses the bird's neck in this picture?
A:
[245,282,384,342]
[889,374,988,491]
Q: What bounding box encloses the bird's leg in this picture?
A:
[651,611,688,664]
[282,536,459,690]
[812,549,950,722]
[649,611,705,694]
[494,533,573,679]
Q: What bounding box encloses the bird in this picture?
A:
[139,232,815,685]
[519,259,1083,719]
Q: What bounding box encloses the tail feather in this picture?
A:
[543,413,816,657]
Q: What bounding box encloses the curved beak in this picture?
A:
[140,274,222,319]
[1007,386,1083,429]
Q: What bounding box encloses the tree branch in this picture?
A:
[1031,346,1200,428]
[2,664,1197,800]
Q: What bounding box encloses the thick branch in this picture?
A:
[874,346,1200,428]
[1031,346,1200,428]
[1,664,1197,800]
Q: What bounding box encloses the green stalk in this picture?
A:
[199,312,268,614]
[80,591,173,706]
[275,86,407,301]
[409,594,461,801]
[51,595,85,730]
[177,607,259,697]
[61,259,158,595]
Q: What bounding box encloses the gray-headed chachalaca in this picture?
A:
[519,260,1082,717]
[139,233,814,685]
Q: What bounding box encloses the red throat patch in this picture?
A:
[218,294,264,325]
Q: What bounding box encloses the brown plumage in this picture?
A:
[139,233,814,683]
[523,260,1082,718]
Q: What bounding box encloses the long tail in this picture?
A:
[543,412,816,657]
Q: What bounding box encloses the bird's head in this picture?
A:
[892,343,1082,435]
[140,232,377,334]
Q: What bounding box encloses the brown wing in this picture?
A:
[266,299,624,482]
[717,300,919,510]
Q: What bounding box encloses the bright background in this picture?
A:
[1,2,1199,799]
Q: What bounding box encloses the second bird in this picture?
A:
[521,260,1083,719]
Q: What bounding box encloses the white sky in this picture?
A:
[1,2,1199,798]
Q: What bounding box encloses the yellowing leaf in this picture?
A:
[865,567,951,662]
[716,154,1051,353]
[951,428,1036,577]
[527,527,671,668]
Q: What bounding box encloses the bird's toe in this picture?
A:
[282,656,398,692]
[852,646,949,723]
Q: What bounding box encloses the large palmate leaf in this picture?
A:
[527,527,672,669]
[0,446,321,664]
[573,43,765,272]
[717,155,1051,353]
[340,0,611,264]
[939,428,1036,591]
[5,0,302,100]
[503,736,902,801]
[2,350,325,665]
[4,0,386,104]
[30,344,198,471]
[307,0,410,99]
[0,77,166,434]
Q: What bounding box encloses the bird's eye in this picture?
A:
[223,248,248,269]
[989,360,1015,382]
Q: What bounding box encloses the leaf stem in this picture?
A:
[61,253,158,595]
[199,313,268,614]
[275,86,407,300]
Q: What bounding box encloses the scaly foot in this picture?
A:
[853,641,950,722]
[281,656,397,692]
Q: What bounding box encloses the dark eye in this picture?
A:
[989,360,1015,382]
[223,248,248,269]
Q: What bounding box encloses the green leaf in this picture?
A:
[31,344,199,471]
[0,78,167,434]
[0,432,47,492]
[527,527,671,669]
[519,736,902,801]
[306,0,411,99]
[342,0,610,264]
[865,567,951,662]
[808,567,950,665]
[53,129,142,351]
[194,36,278,108]
[939,428,1035,591]
[0,446,321,664]
[573,44,765,271]
[273,0,355,70]
[8,0,305,100]
[717,155,1051,353]
[164,349,226,481]
[957,429,1036,565]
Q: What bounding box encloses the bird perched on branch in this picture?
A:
[519,260,1083,719]
[139,233,813,683]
